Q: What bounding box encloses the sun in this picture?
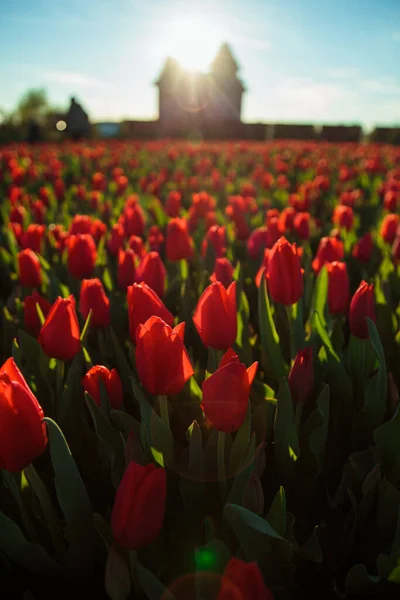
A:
[160,17,222,72]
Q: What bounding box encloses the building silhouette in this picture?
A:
[156,44,245,123]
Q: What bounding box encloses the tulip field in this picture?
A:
[1,139,400,599]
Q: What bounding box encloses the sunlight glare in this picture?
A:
[160,17,222,72]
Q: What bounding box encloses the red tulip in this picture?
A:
[108,223,125,256]
[326,261,349,314]
[333,205,354,231]
[352,232,373,263]
[349,281,376,339]
[80,278,110,327]
[128,235,145,257]
[83,365,123,409]
[111,461,166,549]
[121,204,145,238]
[202,225,226,258]
[18,249,42,288]
[136,316,194,395]
[267,237,304,305]
[0,358,47,472]
[69,215,92,235]
[67,234,97,280]
[166,218,193,262]
[210,257,234,289]
[193,282,237,350]
[136,252,167,298]
[293,212,311,240]
[279,207,296,233]
[247,227,267,260]
[201,349,258,432]
[288,347,314,405]
[166,190,182,217]
[312,236,344,274]
[218,557,274,600]
[38,296,81,360]
[380,214,399,245]
[117,249,137,290]
[24,291,52,337]
[127,282,173,344]
[20,224,45,253]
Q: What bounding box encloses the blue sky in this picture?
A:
[1,0,400,129]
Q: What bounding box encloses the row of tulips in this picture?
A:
[0,139,399,600]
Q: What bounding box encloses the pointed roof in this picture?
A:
[155,57,185,86]
[211,43,239,76]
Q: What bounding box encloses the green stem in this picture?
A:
[56,360,64,405]
[217,431,228,500]
[295,403,303,436]
[159,395,170,428]
[97,328,107,364]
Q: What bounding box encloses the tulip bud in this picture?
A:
[333,205,354,231]
[136,251,167,298]
[210,257,234,289]
[219,558,274,600]
[24,291,52,337]
[111,460,166,549]
[201,349,258,433]
[18,249,42,288]
[352,232,373,263]
[38,295,81,360]
[83,365,123,409]
[0,358,47,472]
[247,227,268,260]
[293,212,311,240]
[267,237,304,305]
[288,347,314,404]
[349,280,376,339]
[80,278,110,327]
[380,214,399,245]
[326,261,349,314]
[312,236,344,274]
[127,282,173,344]
[136,317,194,395]
[193,282,237,350]
[108,224,125,256]
[166,218,193,262]
[242,473,264,515]
[67,234,97,280]
[117,249,136,290]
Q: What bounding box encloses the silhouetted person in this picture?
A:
[66,96,90,140]
[26,118,41,144]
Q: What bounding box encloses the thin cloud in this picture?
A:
[43,71,106,88]
[230,35,270,51]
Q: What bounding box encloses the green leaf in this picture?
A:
[313,265,328,328]
[228,402,251,478]
[136,561,175,600]
[85,393,125,487]
[0,511,62,577]
[355,318,387,435]
[43,418,96,576]
[267,486,287,537]
[130,377,175,468]
[274,378,299,482]
[258,272,287,382]
[227,434,256,505]
[374,405,400,472]
[306,384,330,473]
[79,309,92,343]
[105,544,131,600]
[188,420,204,480]
[345,564,379,595]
